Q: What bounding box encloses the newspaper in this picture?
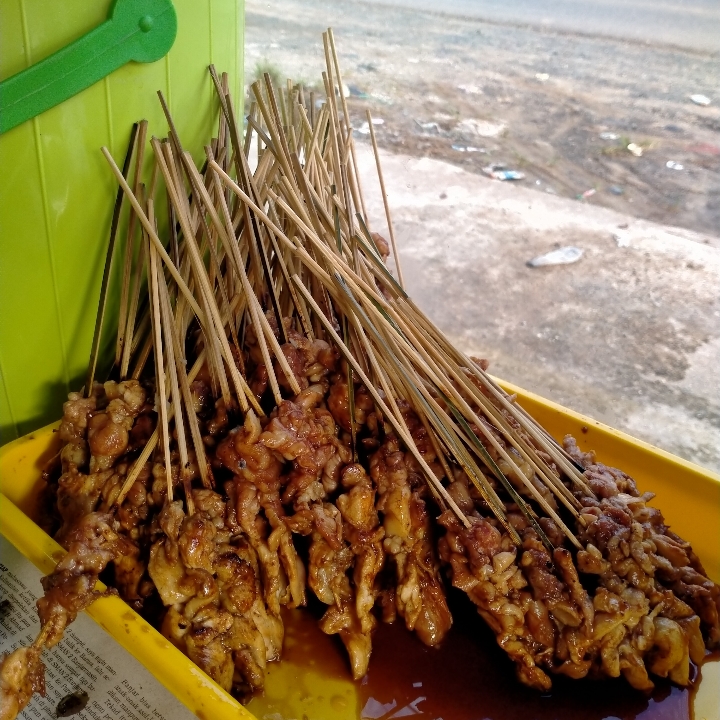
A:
[0,534,195,720]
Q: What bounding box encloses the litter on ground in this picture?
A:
[527,246,584,267]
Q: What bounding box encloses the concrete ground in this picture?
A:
[362,0,720,54]
[245,0,720,472]
[246,0,720,238]
[354,143,720,472]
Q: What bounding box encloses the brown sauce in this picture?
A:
[258,592,717,720]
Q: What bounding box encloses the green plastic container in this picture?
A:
[0,0,244,444]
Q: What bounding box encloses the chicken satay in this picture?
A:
[217,410,293,618]
[246,313,339,398]
[217,406,306,621]
[225,479,287,617]
[260,384,351,600]
[151,499,233,690]
[565,436,720,650]
[563,437,716,688]
[215,544,269,697]
[0,513,135,719]
[54,388,98,474]
[0,645,46,720]
[256,383,383,676]
[438,426,719,694]
[261,384,341,497]
[54,467,115,544]
[39,512,136,644]
[310,501,372,678]
[336,464,385,636]
[438,492,583,692]
[150,495,277,696]
[218,403,317,662]
[370,436,453,647]
[86,381,147,472]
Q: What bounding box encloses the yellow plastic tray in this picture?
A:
[1,382,718,719]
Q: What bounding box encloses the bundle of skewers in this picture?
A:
[1,30,718,720]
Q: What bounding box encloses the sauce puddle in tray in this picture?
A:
[249,593,718,720]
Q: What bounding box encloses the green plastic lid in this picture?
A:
[0,0,177,134]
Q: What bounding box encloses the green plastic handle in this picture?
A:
[0,0,176,134]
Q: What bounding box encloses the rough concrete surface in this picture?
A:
[354,144,720,472]
[246,0,720,238]
[361,0,720,53]
[246,0,720,472]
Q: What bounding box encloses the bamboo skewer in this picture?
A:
[366,110,404,289]
[117,120,148,366]
[156,141,233,410]
[218,152,568,524]
[86,123,138,396]
[327,28,368,222]
[181,152,241,351]
[227,95,289,346]
[147,203,173,502]
[120,182,149,380]
[334,276,526,542]
[293,274,470,528]
[157,267,191,509]
[152,139,260,415]
[331,262,579,543]
[286,199,575,540]
[403,298,591,492]
[381,300,581,511]
[101,147,205,323]
[199,154,302,401]
[99,51,599,556]
[158,269,212,494]
[115,350,206,505]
